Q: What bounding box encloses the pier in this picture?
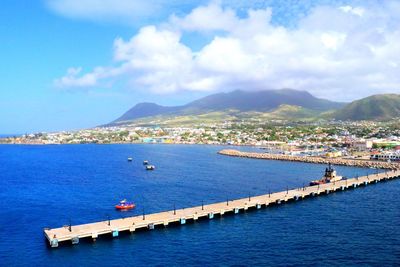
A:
[44,170,400,248]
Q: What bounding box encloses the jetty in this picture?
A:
[44,170,400,248]
[218,149,400,169]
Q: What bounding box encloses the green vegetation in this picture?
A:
[127,105,323,127]
[113,93,400,126]
[333,94,400,121]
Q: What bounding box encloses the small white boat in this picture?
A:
[146,165,155,170]
[127,157,133,162]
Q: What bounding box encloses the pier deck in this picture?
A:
[44,170,400,248]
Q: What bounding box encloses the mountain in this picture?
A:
[185,89,342,112]
[333,94,400,121]
[115,103,180,122]
[112,89,345,125]
[264,104,316,119]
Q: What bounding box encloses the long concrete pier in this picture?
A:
[44,170,400,248]
[218,149,400,169]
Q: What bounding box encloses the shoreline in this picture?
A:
[218,149,400,170]
[0,142,257,147]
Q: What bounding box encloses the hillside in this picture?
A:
[333,94,400,121]
[112,89,344,125]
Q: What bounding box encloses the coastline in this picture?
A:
[218,149,400,169]
[0,141,257,147]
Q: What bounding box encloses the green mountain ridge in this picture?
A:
[333,94,400,121]
[117,105,322,127]
[108,90,400,126]
[110,89,344,126]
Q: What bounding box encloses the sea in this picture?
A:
[0,144,399,266]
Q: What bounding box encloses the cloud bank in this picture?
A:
[54,1,400,100]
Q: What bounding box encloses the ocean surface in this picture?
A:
[0,144,399,266]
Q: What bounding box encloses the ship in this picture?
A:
[309,163,343,186]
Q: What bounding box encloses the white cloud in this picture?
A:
[54,67,97,87]
[339,5,365,16]
[320,33,346,50]
[55,2,400,100]
[168,3,238,32]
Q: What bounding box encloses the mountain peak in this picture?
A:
[111,89,345,125]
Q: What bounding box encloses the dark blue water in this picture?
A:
[0,144,399,266]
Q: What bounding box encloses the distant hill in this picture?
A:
[112,89,345,125]
[115,103,180,122]
[333,94,400,121]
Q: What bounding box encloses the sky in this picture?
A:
[1,0,399,133]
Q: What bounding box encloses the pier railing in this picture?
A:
[44,170,400,248]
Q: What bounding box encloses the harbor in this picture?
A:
[44,169,400,248]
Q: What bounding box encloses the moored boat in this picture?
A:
[310,163,343,186]
[146,165,155,170]
[143,160,149,165]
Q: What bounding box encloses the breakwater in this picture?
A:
[218,149,400,169]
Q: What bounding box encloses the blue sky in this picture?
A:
[1,0,399,133]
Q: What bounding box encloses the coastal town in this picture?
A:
[2,120,400,162]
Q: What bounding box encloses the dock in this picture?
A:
[44,170,400,248]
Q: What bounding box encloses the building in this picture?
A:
[352,140,373,151]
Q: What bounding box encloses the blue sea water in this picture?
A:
[0,144,399,266]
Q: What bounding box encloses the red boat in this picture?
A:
[115,199,135,210]
[309,163,343,186]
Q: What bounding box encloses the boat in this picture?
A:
[309,163,343,186]
[115,199,135,210]
[146,165,155,170]
[127,157,133,162]
[143,160,149,165]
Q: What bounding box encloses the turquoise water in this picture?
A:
[0,144,399,266]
